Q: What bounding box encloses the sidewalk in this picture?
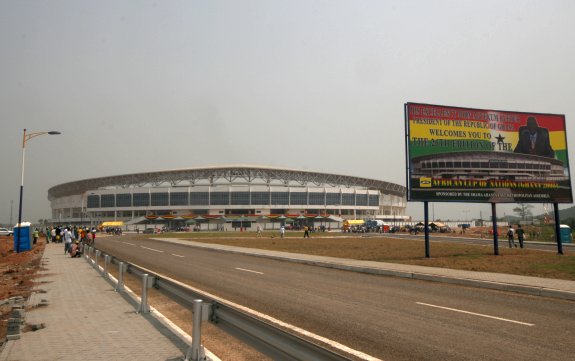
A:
[0,243,190,361]
[158,238,575,301]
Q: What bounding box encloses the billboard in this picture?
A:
[405,103,572,203]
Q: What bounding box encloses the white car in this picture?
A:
[0,228,13,236]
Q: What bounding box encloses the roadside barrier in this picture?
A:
[83,245,351,361]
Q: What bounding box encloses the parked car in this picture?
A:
[0,228,14,236]
[142,228,155,234]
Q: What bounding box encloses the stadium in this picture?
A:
[47,166,408,230]
[410,151,568,182]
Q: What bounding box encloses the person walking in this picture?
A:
[91,227,97,246]
[516,225,525,248]
[63,228,74,254]
[507,226,516,248]
[256,225,262,238]
[280,225,285,239]
[33,228,39,245]
[55,226,62,243]
[303,225,310,238]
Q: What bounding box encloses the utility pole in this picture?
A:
[10,200,13,228]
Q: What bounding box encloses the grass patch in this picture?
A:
[527,258,575,278]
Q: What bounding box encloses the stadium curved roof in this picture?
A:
[48,165,406,200]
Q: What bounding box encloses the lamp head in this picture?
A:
[48,131,61,135]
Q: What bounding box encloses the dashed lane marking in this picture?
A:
[140,246,164,253]
[416,302,535,326]
[235,267,264,275]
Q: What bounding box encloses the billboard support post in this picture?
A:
[553,203,563,255]
[491,203,499,256]
[424,202,430,258]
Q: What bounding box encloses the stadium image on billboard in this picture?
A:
[405,103,572,203]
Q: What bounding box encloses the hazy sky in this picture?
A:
[1,0,574,225]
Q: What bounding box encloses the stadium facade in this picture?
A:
[47,166,408,229]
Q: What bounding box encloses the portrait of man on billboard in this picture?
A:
[514,116,555,158]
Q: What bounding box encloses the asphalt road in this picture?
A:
[97,237,575,361]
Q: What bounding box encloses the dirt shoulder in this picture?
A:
[0,236,45,343]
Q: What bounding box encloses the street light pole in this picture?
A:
[10,200,13,230]
[15,128,61,253]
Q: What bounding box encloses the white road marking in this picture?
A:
[140,246,164,253]
[172,254,185,258]
[416,302,535,326]
[123,242,136,246]
[235,267,264,275]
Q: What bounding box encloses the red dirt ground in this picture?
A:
[0,236,45,342]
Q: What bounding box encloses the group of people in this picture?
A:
[103,227,123,235]
[44,225,98,257]
[506,225,526,248]
[255,224,320,239]
[46,225,97,245]
[275,225,311,239]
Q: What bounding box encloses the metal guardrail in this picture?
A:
[83,245,351,361]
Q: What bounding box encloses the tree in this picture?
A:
[564,218,575,229]
[513,203,533,221]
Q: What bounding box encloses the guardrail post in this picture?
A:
[103,255,110,279]
[95,250,101,271]
[116,262,125,292]
[185,299,206,361]
[137,274,151,314]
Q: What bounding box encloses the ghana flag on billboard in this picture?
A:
[405,103,572,203]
